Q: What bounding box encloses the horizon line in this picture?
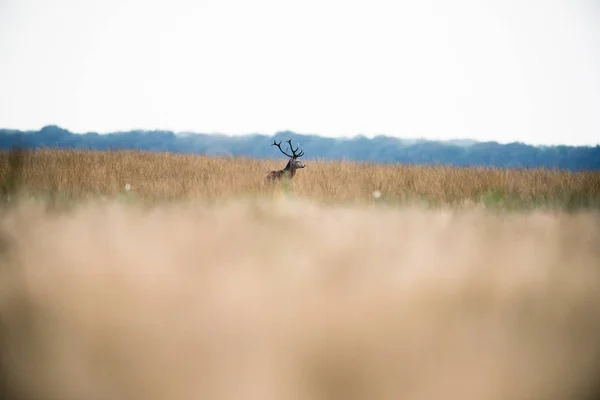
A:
[1,124,599,149]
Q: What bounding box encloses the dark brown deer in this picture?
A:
[265,139,306,182]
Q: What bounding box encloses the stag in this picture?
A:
[265,139,306,182]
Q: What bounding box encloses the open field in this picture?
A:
[1,149,600,399]
[1,149,599,209]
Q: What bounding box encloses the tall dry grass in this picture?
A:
[1,149,600,399]
[1,149,599,208]
[0,198,599,400]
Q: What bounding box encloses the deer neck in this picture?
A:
[283,159,296,178]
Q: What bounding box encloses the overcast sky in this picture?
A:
[1,0,599,145]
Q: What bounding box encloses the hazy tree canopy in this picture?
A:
[1,125,599,171]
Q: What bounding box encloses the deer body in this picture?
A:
[265,139,306,182]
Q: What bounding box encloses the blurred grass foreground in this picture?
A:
[1,149,600,400]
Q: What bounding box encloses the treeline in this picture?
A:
[1,125,599,171]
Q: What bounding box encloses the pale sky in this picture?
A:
[1,0,599,146]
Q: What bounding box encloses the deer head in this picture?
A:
[272,139,306,170]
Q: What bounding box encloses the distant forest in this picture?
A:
[1,125,599,171]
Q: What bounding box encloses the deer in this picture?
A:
[265,139,306,182]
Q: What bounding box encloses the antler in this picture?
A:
[272,140,294,158]
[272,139,304,158]
[285,139,304,158]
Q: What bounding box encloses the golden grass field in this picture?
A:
[1,149,600,400]
[1,149,599,208]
